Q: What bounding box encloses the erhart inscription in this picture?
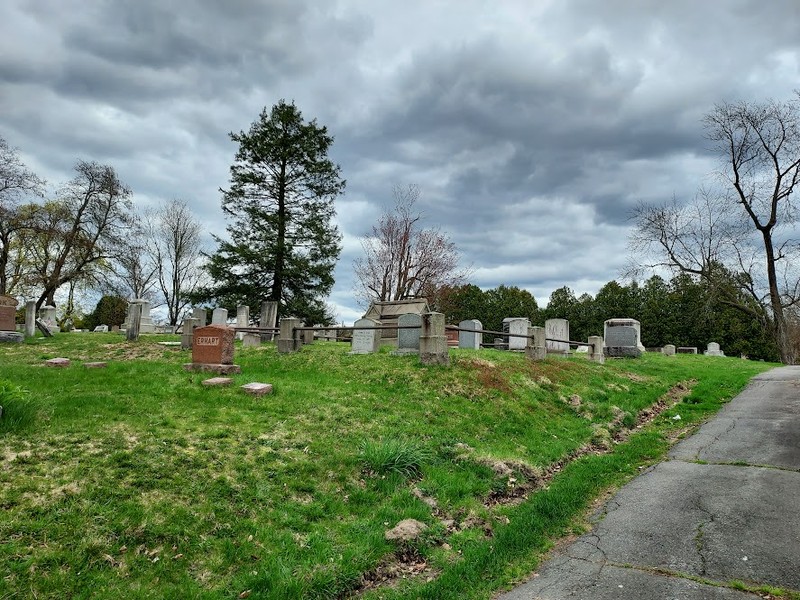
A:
[196,336,220,346]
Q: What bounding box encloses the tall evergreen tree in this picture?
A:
[195,101,345,324]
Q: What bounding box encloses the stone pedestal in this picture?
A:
[525,326,547,361]
[0,331,23,343]
[277,318,303,353]
[24,301,36,338]
[0,295,18,333]
[588,335,605,363]
[420,312,449,365]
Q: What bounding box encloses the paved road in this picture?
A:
[498,366,800,600]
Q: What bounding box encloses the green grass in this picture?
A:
[0,333,776,599]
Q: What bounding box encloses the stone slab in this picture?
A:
[0,305,16,332]
[84,362,107,369]
[604,346,643,358]
[241,382,273,396]
[183,363,241,375]
[351,318,380,354]
[45,357,70,367]
[0,331,23,343]
[202,377,233,387]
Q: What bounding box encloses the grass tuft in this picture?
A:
[0,379,39,433]
[360,437,432,478]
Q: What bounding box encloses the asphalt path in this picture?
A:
[498,365,800,600]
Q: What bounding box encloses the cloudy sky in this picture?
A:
[2,0,799,323]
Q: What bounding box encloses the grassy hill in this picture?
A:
[0,334,775,599]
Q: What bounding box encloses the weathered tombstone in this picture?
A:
[494,337,507,350]
[419,312,449,365]
[122,299,154,333]
[525,326,546,361]
[603,318,645,351]
[93,325,109,332]
[260,300,278,341]
[603,325,642,358]
[503,317,530,351]
[35,318,53,337]
[24,300,36,338]
[588,336,605,363]
[235,305,249,340]
[181,317,200,350]
[302,328,315,345]
[458,319,482,349]
[351,318,381,354]
[126,303,142,341]
[704,342,725,357]
[662,344,676,356]
[183,324,240,374]
[242,332,261,347]
[545,318,570,355]
[211,308,228,325]
[394,313,422,355]
[40,305,59,333]
[0,295,19,332]
[192,307,208,327]
[677,347,698,354]
[111,325,120,332]
[277,317,303,353]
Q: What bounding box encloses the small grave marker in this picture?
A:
[45,357,70,367]
[458,319,482,349]
[394,313,422,354]
[351,318,381,354]
[241,382,273,396]
[202,377,233,387]
[662,344,676,356]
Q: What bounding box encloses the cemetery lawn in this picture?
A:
[0,334,776,600]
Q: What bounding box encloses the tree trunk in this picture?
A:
[271,161,287,308]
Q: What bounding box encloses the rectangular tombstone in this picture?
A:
[704,342,725,357]
[211,308,228,325]
[181,317,200,350]
[302,328,314,345]
[40,305,59,333]
[662,344,676,356]
[604,318,644,351]
[242,332,261,347]
[192,324,235,365]
[503,317,530,351]
[126,303,141,341]
[25,300,36,338]
[420,312,449,365]
[603,325,642,357]
[351,318,381,354]
[192,307,208,326]
[396,313,422,354]
[0,295,18,332]
[260,301,278,341]
[458,319,482,349]
[277,317,302,353]
[236,305,250,328]
[545,318,570,354]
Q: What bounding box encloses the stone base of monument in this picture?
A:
[604,346,643,358]
[0,331,23,343]
[183,363,242,375]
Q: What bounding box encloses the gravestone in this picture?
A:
[211,308,228,325]
[677,347,698,354]
[603,325,642,358]
[662,344,676,356]
[181,317,200,350]
[242,332,261,347]
[236,305,249,340]
[704,342,725,357]
[588,336,605,363]
[525,326,546,361]
[545,318,570,355]
[40,305,59,333]
[192,307,208,326]
[126,303,142,341]
[0,296,19,338]
[458,319,482,349]
[503,317,530,351]
[260,301,278,341]
[122,299,154,333]
[24,300,36,338]
[277,317,302,353]
[93,325,109,332]
[394,313,422,354]
[420,312,449,365]
[183,324,240,374]
[604,318,644,351]
[351,318,381,354]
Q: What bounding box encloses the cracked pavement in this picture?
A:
[498,366,800,599]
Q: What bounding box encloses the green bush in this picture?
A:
[360,437,431,478]
[0,380,38,433]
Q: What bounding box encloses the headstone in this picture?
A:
[677,347,698,354]
[126,303,142,341]
[192,307,208,326]
[211,308,228,325]
[40,305,59,333]
[181,317,200,350]
[260,301,278,341]
[545,319,570,355]
[302,328,314,345]
[242,332,261,347]
[236,305,249,340]
[93,325,109,332]
[394,313,422,354]
[35,318,53,337]
[25,300,36,337]
[503,317,530,351]
[111,325,120,332]
[458,319,482,349]
[704,342,725,357]
[45,357,70,367]
[202,377,233,387]
[419,312,449,365]
[662,344,676,356]
[588,336,605,363]
[122,299,154,333]
[603,318,645,351]
[183,325,241,374]
[603,325,642,358]
[351,318,381,354]
[276,317,303,353]
[0,295,19,332]
[525,326,546,361]
[241,382,273,396]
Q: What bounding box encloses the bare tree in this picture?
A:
[630,95,800,363]
[0,136,45,295]
[105,213,159,302]
[149,198,204,326]
[26,161,134,309]
[353,184,469,307]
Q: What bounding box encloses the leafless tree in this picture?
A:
[0,136,45,295]
[105,213,159,302]
[148,198,205,326]
[630,95,800,363]
[353,184,469,307]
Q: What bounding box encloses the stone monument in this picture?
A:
[545,318,570,355]
[603,318,645,351]
[351,318,381,354]
[211,308,228,325]
[503,317,530,351]
[0,295,22,343]
[603,325,642,358]
[260,301,278,341]
[122,299,154,334]
[458,319,482,349]
[394,313,422,355]
[704,342,725,357]
[40,305,59,333]
[183,324,241,374]
[24,300,36,338]
[662,344,676,356]
[420,312,449,365]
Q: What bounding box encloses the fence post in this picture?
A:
[588,335,605,363]
[277,318,302,353]
[525,326,547,361]
[420,312,449,366]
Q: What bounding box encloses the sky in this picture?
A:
[2,0,799,324]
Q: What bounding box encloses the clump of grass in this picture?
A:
[360,437,431,478]
[0,379,38,433]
